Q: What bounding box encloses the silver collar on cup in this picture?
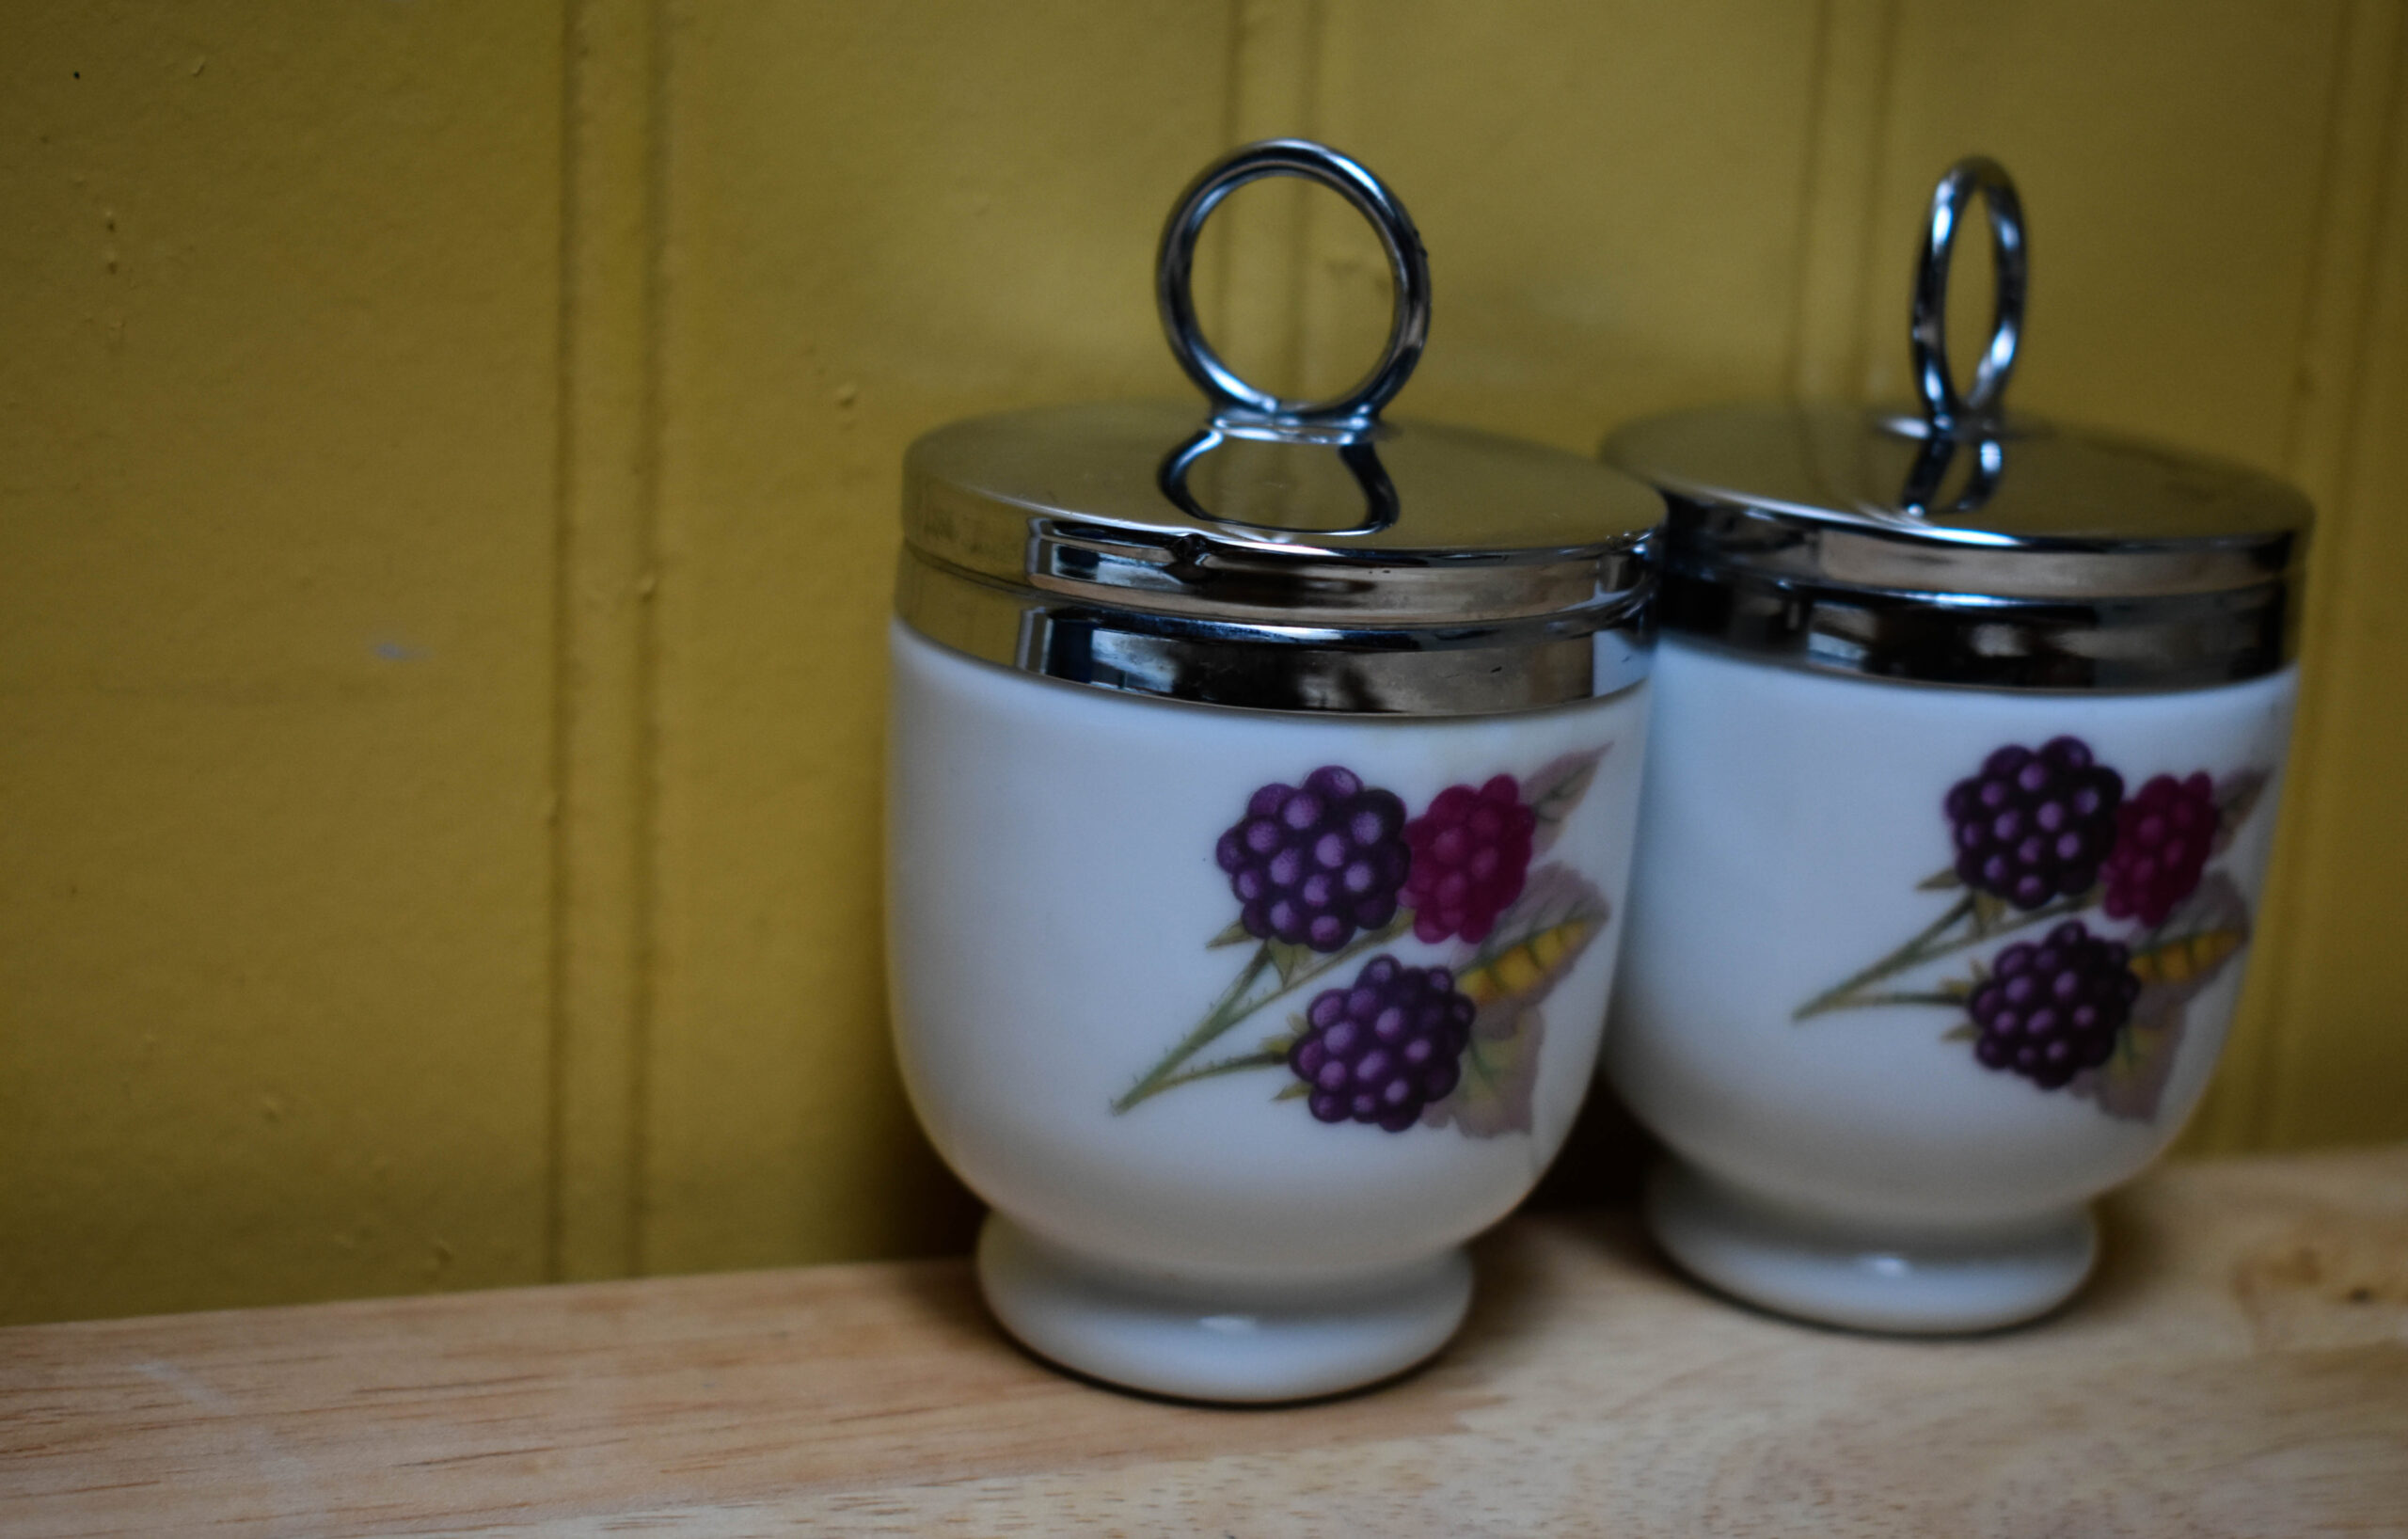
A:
[898,139,1658,716]
[1608,156,2308,692]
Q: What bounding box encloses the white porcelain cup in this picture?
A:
[889,623,1649,1399]
[1608,636,2295,1331]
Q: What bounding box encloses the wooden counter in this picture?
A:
[5,1148,2405,1536]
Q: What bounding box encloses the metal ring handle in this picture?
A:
[1910,155,2027,433]
[1158,426,1402,535]
[1156,139,1432,432]
[1897,427,2007,520]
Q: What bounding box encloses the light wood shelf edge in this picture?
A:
[3,1146,2404,1536]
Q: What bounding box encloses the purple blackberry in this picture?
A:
[1288,955,1477,1131]
[1215,766,1410,952]
[1401,776,1537,944]
[1945,737,2124,909]
[1967,920,2141,1089]
[2101,771,2220,928]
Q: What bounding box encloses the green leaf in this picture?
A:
[1423,1006,1543,1138]
[1207,917,1255,948]
[1940,1022,1979,1043]
[1273,1081,1309,1102]
[2072,875,2251,1123]
[2070,1010,2188,1123]
[1970,889,2011,935]
[1421,867,1619,1141]
[2212,769,2271,853]
[1524,745,1609,855]
[1917,865,1965,891]
[1264,938,1315,988]
[2128,873,2252,1007]
[1259,1018,1304,1056]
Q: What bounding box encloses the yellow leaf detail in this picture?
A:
[2131,928,2245,988]
[1461,918,1594,1007]
[1494,946,1545,998]
[1530,919,1590,972]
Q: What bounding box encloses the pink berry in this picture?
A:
[2101,772,2220,928]
[1401,775,1536,944]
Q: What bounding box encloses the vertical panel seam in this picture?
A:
[626,0,669,1277]
[1782,0,1841,389]
[2226,0,2360,1154]
[547,0,660,1281]
[2258,0,2406,1147]
[1846,0,1903,402]
[1787,0,1904,403]
[1215,0,1324,396]
[1287,0,1326,391]
[544,0,581,1286]
[1214,0,1247,337]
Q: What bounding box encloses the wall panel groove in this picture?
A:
[2263,2,2408,1147]
[1789,0,1902,402]
[641,3,1239,1278]
[2221,0,2408,1150]
[1206,0,1327,395]
[548,0,661,1283]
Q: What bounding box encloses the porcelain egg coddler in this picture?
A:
[887,141,1663,1401]
[1600,157,2312,1334]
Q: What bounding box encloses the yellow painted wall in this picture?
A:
[2,0,2401,1324]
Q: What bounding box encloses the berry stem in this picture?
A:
[1795,886,2104,1021]
[1831,989,1965,1008]
[1112,913,1409,1115]
[1113,944,1274,1114]
[1133,1049,1288,1100]
[1795,893,1973,1020]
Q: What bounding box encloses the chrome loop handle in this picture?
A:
[1910,156,2027,434]
[1157,426,1401,535]
[1156,139,1432,434]
[1898,428,2007,520]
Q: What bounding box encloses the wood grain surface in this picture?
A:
[4,1148,2405,1536]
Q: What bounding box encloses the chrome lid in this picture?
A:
[898,140,1659,717]
[1604,157,2311,691]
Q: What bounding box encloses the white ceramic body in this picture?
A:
[1608,636,2297,1331]
[889,621,1649,1398]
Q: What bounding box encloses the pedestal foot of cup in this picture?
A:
[1643,1159,2096,1334]
[974,1214,1473,1403]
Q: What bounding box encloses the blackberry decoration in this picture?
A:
[1215,766,1410,952]
[1402,775,1537,944]
[1945,738,2124,909]
[2101,771,2220,928]
[1289,956,1478,1131]
[1967,920,2141,1089]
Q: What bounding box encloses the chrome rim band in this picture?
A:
[1658,561,2298,691]
[895,548,1653,716]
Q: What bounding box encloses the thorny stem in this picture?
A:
[1135,1049,1289,1099]
[1111,944,1273,1114]
[1794,887,2100,1021]
[1111,914,1408,1114]
[1831,989,1966,1009]
[1794,893,1973,1020]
